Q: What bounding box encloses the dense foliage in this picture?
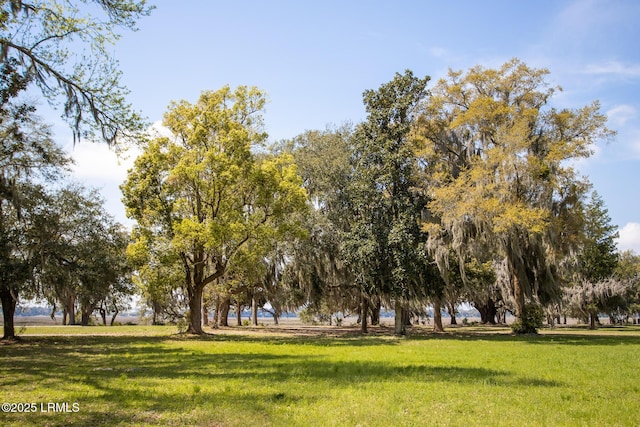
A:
[3,42,639,336]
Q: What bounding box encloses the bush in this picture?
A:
[176,318,188,334]
[511,303,544,334]
[298,308,314,325]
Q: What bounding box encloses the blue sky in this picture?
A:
[62,0,640,252]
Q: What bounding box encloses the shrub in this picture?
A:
[176,318,188,334]
[511,303,544,334]
[298,308,315,325]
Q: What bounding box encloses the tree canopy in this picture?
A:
[122,86,308,334]
[1,0,153,145]
[5,54,631,337]
[415,59,612,331]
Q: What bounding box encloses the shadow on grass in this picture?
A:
[0,332,597,426]
[0,335,565,386]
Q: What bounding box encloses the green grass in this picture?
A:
[1,326,640,426]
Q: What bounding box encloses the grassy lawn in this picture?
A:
[1,325,639,426]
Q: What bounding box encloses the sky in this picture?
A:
[57,0,640,252]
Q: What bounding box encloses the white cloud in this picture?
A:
[149,120,173,138]
[606,105,636,126]
[66,142,139,183]
[584,61,640,78]
[64,122,167,182]
[617,222,640,253]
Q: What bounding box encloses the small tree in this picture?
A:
[39,185,131,326]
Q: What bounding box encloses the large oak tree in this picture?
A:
[416,59,612,331]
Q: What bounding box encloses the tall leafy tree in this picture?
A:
[122,86,307,334]
[128,227,187,325]
[1,0,153,144]
[416,59,611,332]
[580,191,619,282]
[0,182,49,338]
[343,70,436,334]
[568,191,620,329]
[276,127,361,325]
[0,60,70,338]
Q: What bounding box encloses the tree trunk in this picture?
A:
[360,293,368,334]
[187,284,204,334]
[513,272,526,321]
[475,298,497,324]
[394,300,405,335]
[202,304,209,326]
[1,286,17,339]
[402,308,412,326]
[63,309,68,326]
[236,303,242,326]
[219,297,230,327]
[212,295,220,328]
[371,297,381,326]
[499,309,507,324]
[99,307,107,326]
[65,294,77,325]
[589,312,597,330]
[110,308,118,326]
[273,313,279,325]
[152,300,160,325]
[433,298,444,332]
[547,315,555,328]
[448,302,457,325]
[80,303,93,326]
[251,296,258,326]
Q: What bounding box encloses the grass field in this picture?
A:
[1,324,640,426]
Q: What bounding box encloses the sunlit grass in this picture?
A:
[17,324,176,336]
[1,326,639,426]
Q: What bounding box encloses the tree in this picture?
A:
[39,184,132,326]
[615,251,640,322]
[1,0,153,145]
[416,59,611,332]
[128,228,187,325]
[342,70,437,334]
[569,191,620,329]
[122,86,308,334]
[275,127,362,328]
[0,182,48,338]
[580,192,619,282]
[0,61,70,338]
